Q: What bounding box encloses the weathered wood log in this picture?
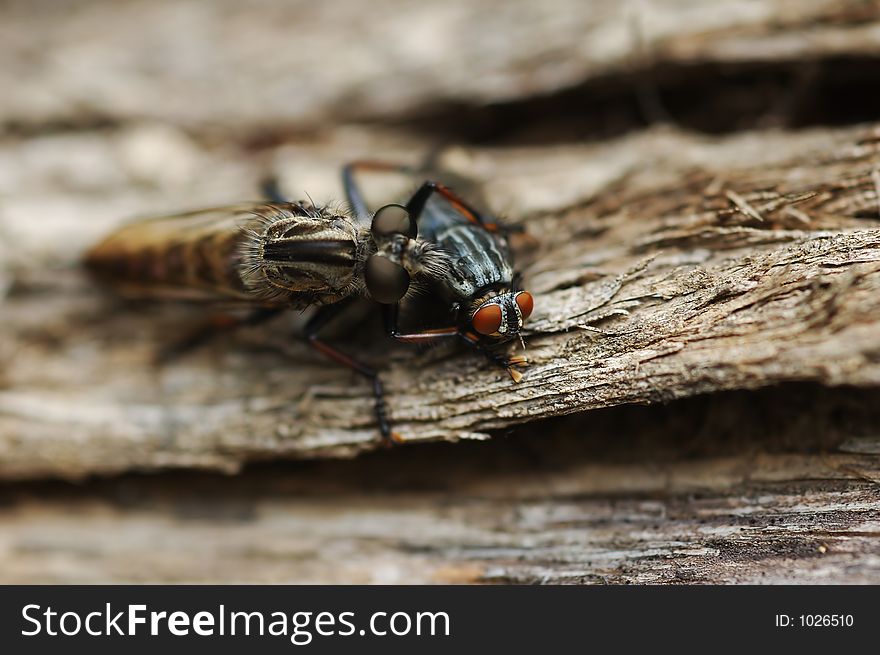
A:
[2,124,880,478]
[2,0,879,132]
[2,0,880,586]
[1,387,879,583]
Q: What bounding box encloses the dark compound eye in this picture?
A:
[364,255,411,304]
[372,204,417,240]
[472,304,503,335]
[515,291,534,320]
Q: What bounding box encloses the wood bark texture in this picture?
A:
[3,126,880,476]
[1,0,879,583]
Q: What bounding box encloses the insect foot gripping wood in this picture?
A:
[85,162,534,446]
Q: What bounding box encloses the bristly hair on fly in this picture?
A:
[400,239,450,300]
[236,199,451,307]
[237,200,366,305]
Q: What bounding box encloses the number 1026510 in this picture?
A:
[775,614,854,627]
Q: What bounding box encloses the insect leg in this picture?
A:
[344,159,525,234]
[305,302,398,445]
[156,307,284,364]
[403,180,500,232]
[458,331,528,384]
[259,176,289,203]
[342,160,420,223]
[382,306,523,379]
[382,304,460,343]
[408,180,529,236]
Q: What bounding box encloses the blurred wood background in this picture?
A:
[1,0,879,583]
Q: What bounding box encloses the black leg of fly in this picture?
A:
[458,330,528,383]
[304,300,399,445]
[380,304,526,382]
[378,304,526,379]
[343,159,525,236]
[260,172,400,444]
[260,176,289,204]
[381,303,460,343]
[343,160,507,232]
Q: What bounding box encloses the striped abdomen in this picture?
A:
[85,203,364,308]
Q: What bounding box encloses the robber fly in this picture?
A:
[86,160,533,443]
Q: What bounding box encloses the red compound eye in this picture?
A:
[472,304,503,335]
[515,291,534,320]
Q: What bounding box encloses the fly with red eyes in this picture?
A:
[342,160,533,383]
[85,159,533,445]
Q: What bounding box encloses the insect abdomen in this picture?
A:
[86,206,258,301]
[86,203,362,307]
